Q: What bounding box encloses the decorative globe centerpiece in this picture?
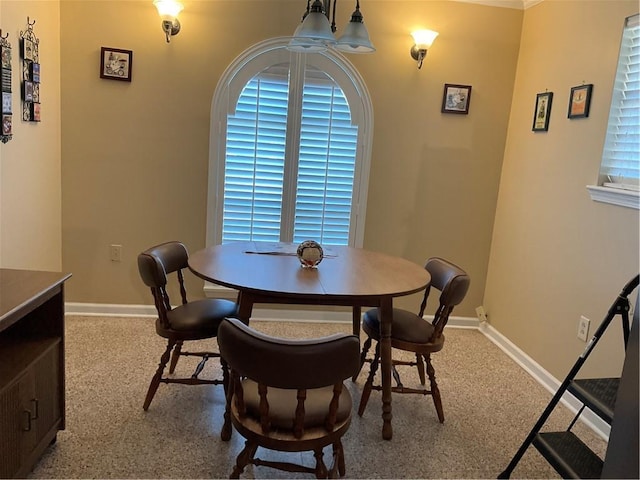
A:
[296,240,324,268]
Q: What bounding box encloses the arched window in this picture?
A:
[207,38,373,248]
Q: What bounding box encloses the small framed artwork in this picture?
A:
[23,80,33,102]
[30,62,40,83]
[32,102,40,122]
[1,68,11,92]
[2,114,12,135]
[32,83,39,103]
[2,91,11,113]
[100,47,132,82]
[532,91,553,132]
[442,84,472,114]
[568,84,593,119]
[22,38,34,61]
[1,46,11,69]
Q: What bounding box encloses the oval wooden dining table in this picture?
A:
[188,241,430,440]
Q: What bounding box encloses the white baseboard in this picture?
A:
[64,302,478,328]
[64,302,607,440]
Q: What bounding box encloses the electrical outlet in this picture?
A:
[475,306,488,323]
[110,244,122,262]
[578,315,590,342]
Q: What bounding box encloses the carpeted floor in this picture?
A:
[28,316,607,479]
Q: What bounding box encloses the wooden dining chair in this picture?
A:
[356,256,470,423]
[217,317,361,479]
[137,241,240,411]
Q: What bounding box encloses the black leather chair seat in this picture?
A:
[363,308,435,344]
[158,298,237,340]
[240,378,352,429]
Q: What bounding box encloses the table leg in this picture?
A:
[378,297,393,440]
[352,306,361,338]
[236,291,254,323]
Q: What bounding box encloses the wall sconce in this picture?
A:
[410,29,438,69]
[153,0,184,43]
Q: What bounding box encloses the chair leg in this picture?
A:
[313,448,328,479]
[143,339,175,411]
[358,342,380,416]
[221,357,230,395]
[221,372,234,441]
[352,336,372,381]
[332,440,346,478]
[169,340,183,374]
[416,353,426,385]
[425,354,444,423]
[230,440,258,479]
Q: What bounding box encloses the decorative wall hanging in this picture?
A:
[100,47,133,82]
[568,84,593,119]
[532,91,553,132]
[20,17,40,122]
[1,29,13,143]
[441,84,472,114]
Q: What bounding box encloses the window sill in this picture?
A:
[587,185,640,210]
[203,282,238,299]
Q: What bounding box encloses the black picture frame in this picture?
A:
[100,47,133,82]
[30,62,40,83]
[22,38,34,61]
[532,91,553,132]
[441,84,472,114]
[568,84,593,119]
[1,46,11,70]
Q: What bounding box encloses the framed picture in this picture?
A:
[1,68,10,92]
[30,62,40,83]
[1,46,11,69]
[22,38,34,61]
[568,84,593,118]
[441,84,472,114]
[2,114,12,135]
[23,80,33,102]
[532,91,553,132]
[32,102,41,122]
[100,47,132,82]
[2,91,11,113]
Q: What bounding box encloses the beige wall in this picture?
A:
[485,0,639,379]
[60,0,522,312]
[0,0,62,271]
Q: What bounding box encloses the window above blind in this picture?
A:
[222,67,358,245]
[589,14,640,209]
[207,38,374,249]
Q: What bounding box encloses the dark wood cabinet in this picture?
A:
[0,269,71,479]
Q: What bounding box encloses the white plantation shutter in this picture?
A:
[600,14,640,189]
[294,81,358,245]
[223,75,288,242]
[221,66,358,245]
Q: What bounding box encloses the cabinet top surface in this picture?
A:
[0,269,72,325]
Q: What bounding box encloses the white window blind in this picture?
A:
[222,67,358,245]
[600,14,640,190]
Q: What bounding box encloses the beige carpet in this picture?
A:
[28,316,607,479]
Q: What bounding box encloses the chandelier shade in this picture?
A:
[289,0,374,54]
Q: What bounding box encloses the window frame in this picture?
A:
[588,14,640,210]
[207,37,374,249]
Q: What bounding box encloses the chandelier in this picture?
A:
[289,0,375,54]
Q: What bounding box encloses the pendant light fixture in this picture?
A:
[289,0,375,54]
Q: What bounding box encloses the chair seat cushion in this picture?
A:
[239,378,352,430]
[363,308,439,346]
[159,298,238,339]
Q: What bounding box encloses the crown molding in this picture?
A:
[448,0,543,10]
